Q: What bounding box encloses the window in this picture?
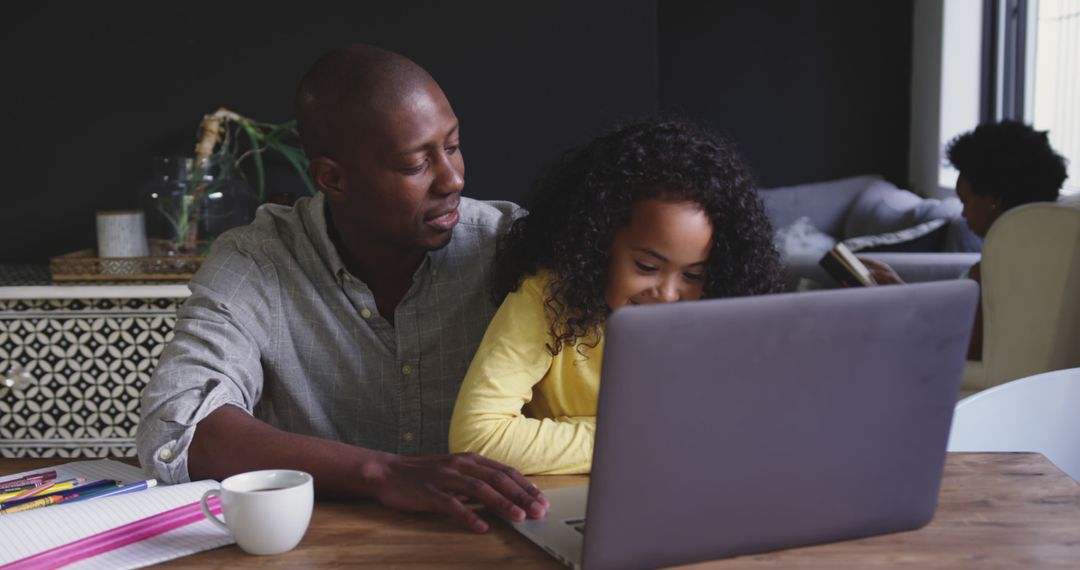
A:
[908,1,1075,197]
[1029,0,1079,195]
[993,0,1080,196]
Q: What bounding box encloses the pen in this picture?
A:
[65,479,158,504]
[0,485,41,502]
[0,483,38,495]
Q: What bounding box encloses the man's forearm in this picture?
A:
[188,404,549,532]
[187,404,389,499]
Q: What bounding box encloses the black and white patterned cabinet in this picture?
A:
[0,285,190,458]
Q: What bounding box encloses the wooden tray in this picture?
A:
[50,241,203,282]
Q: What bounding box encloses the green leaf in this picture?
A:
[238,120,267,202]
[172,112,316,247]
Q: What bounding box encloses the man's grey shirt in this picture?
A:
[137,192,521,483]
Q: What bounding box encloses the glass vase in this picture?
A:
[137,156,258,255]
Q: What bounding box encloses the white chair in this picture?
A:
[948,367,1080,482]
[961,202,1080,396]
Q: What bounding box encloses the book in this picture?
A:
[819,242,877,287]
[0,459,232,569]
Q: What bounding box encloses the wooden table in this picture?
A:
[3,453,1080,568]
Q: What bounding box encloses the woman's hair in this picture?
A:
[493,118,784,354]
[946,121,1068,210]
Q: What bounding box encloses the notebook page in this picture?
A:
[0,459,149,487]
[0,478,233,567]
[69,514,233,570]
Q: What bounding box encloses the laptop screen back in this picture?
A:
[584,281,978,570]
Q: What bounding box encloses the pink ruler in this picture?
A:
[0,496,222,570]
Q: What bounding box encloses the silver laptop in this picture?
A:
[512,281,978,569]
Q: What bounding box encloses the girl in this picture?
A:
[449,119,783,474]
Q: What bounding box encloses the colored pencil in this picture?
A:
[0,470,56,486]
[0,479,83,503]
[0,471,56,491]
[1,496,223,570]
[0,480,117,510]
[0,494,72,515]
[0,481,138,516]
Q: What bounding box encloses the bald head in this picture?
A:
[295,45,438,159]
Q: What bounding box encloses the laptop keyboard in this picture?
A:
[564,518,586,535]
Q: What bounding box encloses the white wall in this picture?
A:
[909,0,984,198]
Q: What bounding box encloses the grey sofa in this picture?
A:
[757,175,982,290]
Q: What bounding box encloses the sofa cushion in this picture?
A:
[758,175,884,238]
[842,218,949,252]
[773,216,836,258]
[842,182,962,239]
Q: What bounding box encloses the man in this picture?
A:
[136,45,548,533]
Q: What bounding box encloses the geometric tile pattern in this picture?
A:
[0,297,183,458]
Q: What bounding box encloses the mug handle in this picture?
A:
[201,489,228,533]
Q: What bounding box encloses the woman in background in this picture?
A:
[863,121,1068,360]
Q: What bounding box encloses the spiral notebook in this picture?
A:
[0,459,233,569]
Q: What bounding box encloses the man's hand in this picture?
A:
[367,452,549,533]
[187,406,548,533]
[858,257,905,285]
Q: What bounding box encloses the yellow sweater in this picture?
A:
[449,273,602,474]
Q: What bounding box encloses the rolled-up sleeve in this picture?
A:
[136,238,274,483]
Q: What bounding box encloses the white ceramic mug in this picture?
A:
[95,210,149,257]
[200,469,314,556]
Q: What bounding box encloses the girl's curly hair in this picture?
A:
[493,118,784,355]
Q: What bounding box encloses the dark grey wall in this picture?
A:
[658,0,913,189]
[4,1,916,264]
[2,2,658,263]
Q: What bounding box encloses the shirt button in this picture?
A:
[158,447,173,462]
[403,432,415,442]
[361,308,372,319]
[401,364,413,376]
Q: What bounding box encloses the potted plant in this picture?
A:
[144,108,315,255]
